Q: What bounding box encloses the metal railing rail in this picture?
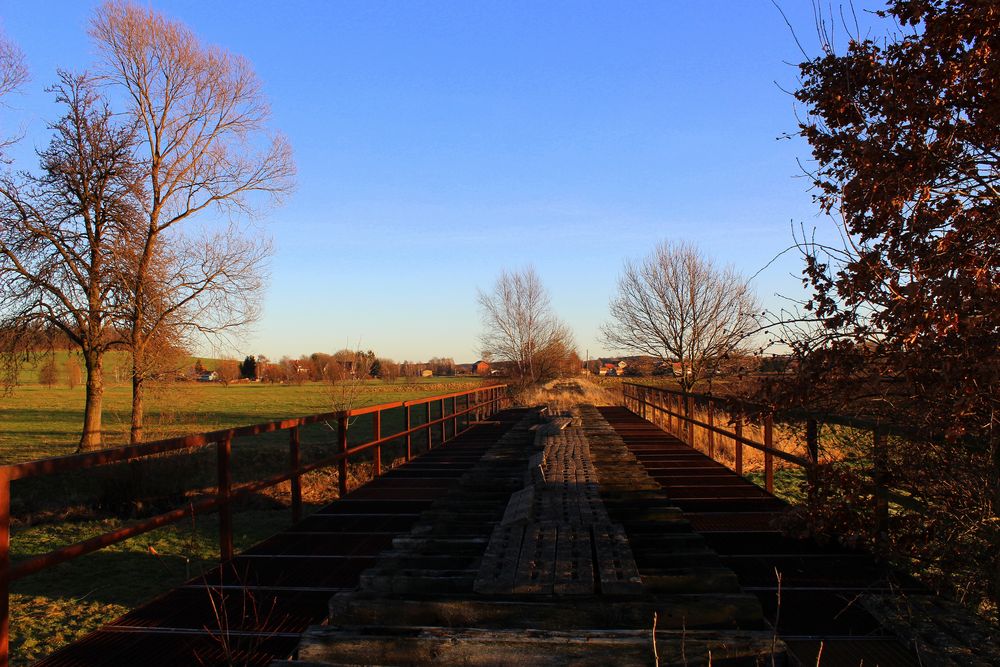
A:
[0,383,510,665]
[622,381,919,545]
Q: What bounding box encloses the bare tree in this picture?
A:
[38,357,56,387]
[215,358,240,386]
[602,241,759,393]
[0,32,26,99]
[376,357,400,383]
[0,30,28,156]
[0,72,143,450]
[64,356,82,389]
[91,1,295,442]
[477,266,576,384]
[428,357,456,377]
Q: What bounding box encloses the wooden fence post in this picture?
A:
[338,411,349,498]
[217,436,233,561]
[289,426,302,524]
[763,415,774,493]
[873,427,889,547]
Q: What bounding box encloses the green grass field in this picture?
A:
[1,375,487,463]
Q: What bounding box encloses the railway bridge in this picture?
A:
[15,383,991,666]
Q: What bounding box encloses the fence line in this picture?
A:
[621,381,921,541]
[0,383,510,666]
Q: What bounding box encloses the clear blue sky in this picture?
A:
[1,1,885,363]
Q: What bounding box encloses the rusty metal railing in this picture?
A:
[622,382,921,544]
[0,383,509,665]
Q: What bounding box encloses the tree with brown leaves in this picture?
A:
[773,0,999,606]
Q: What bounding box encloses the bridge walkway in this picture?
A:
[598,405,922,667]
[284,406,785,666]
[35,405,938,666]
[34,410,530,667]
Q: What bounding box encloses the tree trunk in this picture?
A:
[78,350,104,451]
[130,359,144,444]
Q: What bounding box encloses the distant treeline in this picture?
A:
[194,350,475,384]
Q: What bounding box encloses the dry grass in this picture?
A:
[645,400,810,475]
[513,377,620,413]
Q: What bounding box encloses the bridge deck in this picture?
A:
[34,411,529,667]
[34,405,932,666]
[598,406,920,667]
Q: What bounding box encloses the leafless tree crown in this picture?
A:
[89,1,295,442]
[0,30,28,156]
[0,72,144,448]
[602,240,759,392]
[0,32,27,101]
[90,1,295,228]
[477,266,576,383]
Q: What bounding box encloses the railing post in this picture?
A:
[427,402,433,451]
[289,426,302,524]
[217,436,233,562]
[658,390,666,430]
[677,394,683,437]
[763,415,774,494]
[668,392,674,434]
[438,399,445,443]
[806,419,818,506]
[373,409,382,477]
[734,418,744,476]
[873,427,889,547]
[338,411,349,498]
[707,399,716,460]
[404,404,412,460]
[0,469,10,667]
[452,397,458,440]
[686,394,695,446]
[664,390,671,432]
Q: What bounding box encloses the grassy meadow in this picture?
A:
[2,365,488,463]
